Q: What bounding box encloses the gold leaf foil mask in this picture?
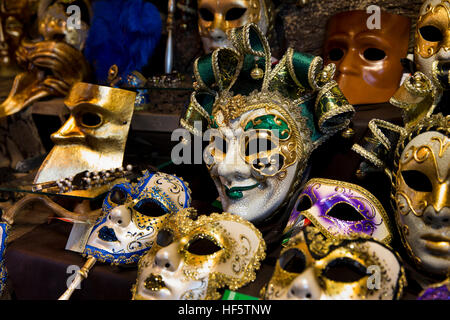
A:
[263,228,406,300]
[34,82,136,184]
[132,209,266,300]
[197,0,272,53]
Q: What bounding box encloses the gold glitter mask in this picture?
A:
[33,82,136,184]
[263,228,406,300]
[132,209,266,300]
[197,0,271,53]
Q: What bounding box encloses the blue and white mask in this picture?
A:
[83,171,192,265]
[0,222,10,295]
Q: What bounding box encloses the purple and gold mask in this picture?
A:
[284,178,392,244]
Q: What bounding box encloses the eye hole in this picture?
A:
[328,48,344,61]
[323,257,367,282]
[419,25,443,42]
[213,135,227,154]
[245,137,276,156]
[109,188,127,205]
[133,200,168,217]
[279,248,306,274]
[225,7,247,21]
[401,170,433,192]
[199,8,214,21]
[296,196,312,212]
[327,203,365,221]
[363,48,386,61]
[156,229,174,247]
[186,236,222,255]
[80,112,102,127]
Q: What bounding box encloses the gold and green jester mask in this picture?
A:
[180,23,355,223]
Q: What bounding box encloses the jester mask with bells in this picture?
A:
[181,24,355,223]
[283,178,393,245]
[58,171,192,300]
[0,222,9,297]
[131,208,266,300]
[33,82,136,184]
[323,10,411,105]
[352,113,450,277]
[197,0,274,53]
[0,0,90,118]
[262,226,406,300]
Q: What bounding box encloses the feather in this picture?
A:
[84,0,162,83]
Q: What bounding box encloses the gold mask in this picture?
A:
[132,209,266,300]
[415,0,450,80]
[33,82,136,184]
[197,0,273,53]
[393,116,450,276]
[0,0,90,118]
[0,0,39,76]
[263,227,406,300]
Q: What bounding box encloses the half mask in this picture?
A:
[132,209,266,300]
[323,10,410,105]
[283,178,392,244]
[263,226,406,300]
[34,82,136,184]
[197,0,273,53]
[58,170,192,300]
[181,24,354,223]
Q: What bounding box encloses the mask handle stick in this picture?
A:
[165,0,176,74]
[58,256,97,300]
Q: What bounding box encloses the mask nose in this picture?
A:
[154,242,181,272]
[109,205,131,227]
[423,206,450,229]
[287,268,322,300]
[210,28,227,43]
[337,48,360,76]
[51,116,86,143]
[217,140,251,184]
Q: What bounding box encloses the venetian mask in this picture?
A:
[323,10,411,105]
[132,209,266,300]
[415,0,450,82]
[84,171,192,264]
[0,0,90,118]
[197,0,273,53]
[0,222,9,296]
[38,0,91,51]
[181,24,354,223]
[263,226,406,300]
[0,0,39,75]
[394,125,450,276]
[33,82,136,184]
[204,93,314,223]
[283,178,393,244]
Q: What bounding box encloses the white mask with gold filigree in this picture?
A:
[394,131,450,275]
[132,209,266,300]
[263,228,406,300]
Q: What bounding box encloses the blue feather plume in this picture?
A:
[84,0,162,83]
